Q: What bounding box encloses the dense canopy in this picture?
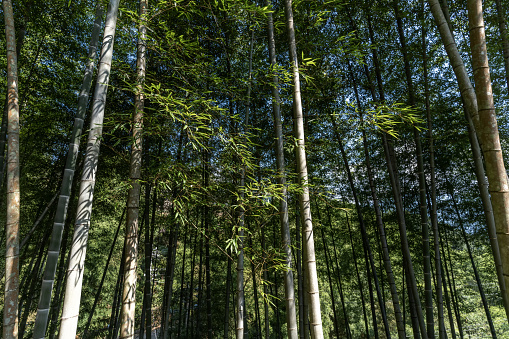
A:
[2,0,509,338]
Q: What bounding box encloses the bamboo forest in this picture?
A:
[5,0,509,338]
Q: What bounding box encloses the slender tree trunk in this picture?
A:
[272,220,281,338]
[161,222,178,339]
[438,239,456,339]
[247,235,260,339]
[331,114,391,339]
[0,15,24,205]
[429,0,509,319]
[364,12,427,337]
[225,249,233,339]
[3,0,20,337]
[494,0,509,97]
[345,212,371,338]
[295,205,305,339]
[32,5,103,337]
[283,1,323,337]
[177,227,190,338]
[326,207,352,339]
[235,27,255,339]
[194,229,204,338]
[442,228,464,339]
[345,55,404,337]
[467,0,509,324]
[119,1,147,337]
[393,2,435,336]
[142,185,156,339]
[19,227,51,338]
[20,193,57,250]
[109,241,127,339]
[48,205,73,339]
[265,2,298,337]
[421,3,447,335]
[204,152,212,338]
[448,185,497,337]
[113,274,125,338]
[315,205,339,338]
[59,1,120,337]
[83,208,125,338]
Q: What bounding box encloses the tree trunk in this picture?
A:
[161,221,178,339]
[327,207,352,339]
[265,1,298,337]
[494,0,509,98]
[83,208,125,338]
[3,0,20,337]
[32,4,103,337]
[236,27,255,339]
[143,185,156,339]
[345,212,371,338]
[467,0,509,324]
[438,240,457,339]
[58,1,120,337]
[448,184,497,337]
[283,1,323,337]
[119,1,147,337]
[19,227,51,338]
[225,249,233,339]
[442,228,464,338]
[365,10,427,337]
[295,205,305,339]
[354,83,405,338]
[177,226,190,338]
[421,3,446,335]
[393,2,435,336]
[429,0,509,319]
[315,205,339,338]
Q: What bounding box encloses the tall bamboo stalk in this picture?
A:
[346,58,405,337]
[119,0,147,337]
[3,0,20,337]
[494,0,509,97]
[467,0,509,324]
[393,2,435,336]
[283,1,323,336]
[448,183,497,337]
[83,208,125,338]
[428,0,509,319]
[366,9,427,337]
[58,1,120,336]
[33,5,103,337]
[266,1,298,336]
